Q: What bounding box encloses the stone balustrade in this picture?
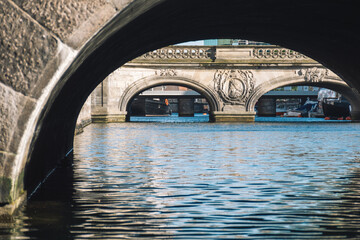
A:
[136,45,309,62]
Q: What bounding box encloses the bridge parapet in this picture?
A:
[134,45,314,64]
[140,46,215,60]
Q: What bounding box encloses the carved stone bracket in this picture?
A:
[214,70,255,105]
[298,67,328,82]
[155,69,178,77]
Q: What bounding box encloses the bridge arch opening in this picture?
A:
[248,79,360,119]
[3,0,357,216]
[126,84,211,122]
[114,76,222,122]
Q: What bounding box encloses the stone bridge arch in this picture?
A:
[1,0,359,214]
[246,74,360,118]
[118,76,222,118]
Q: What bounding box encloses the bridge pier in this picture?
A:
[212,104,256,122]
[257,98,277,117]
[351,111,360,120]
[212,111,256,122]
[91,113,127,123]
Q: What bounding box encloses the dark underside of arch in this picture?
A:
[25,0,359,193]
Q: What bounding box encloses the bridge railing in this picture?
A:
[135,45,310,62]
[140,46,215,60]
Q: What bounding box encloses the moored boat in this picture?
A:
[318,88,351,119]
[130,98,171,116]
[322,99,350,119]
[283,99,317,117]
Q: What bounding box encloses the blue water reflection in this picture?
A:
[3,119,360,239]
[70,121,360,239]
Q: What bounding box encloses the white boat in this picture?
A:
[283,99,318,117]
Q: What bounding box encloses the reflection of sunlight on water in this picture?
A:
[70,121,360,238]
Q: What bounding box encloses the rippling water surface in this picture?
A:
[3,118,360,239]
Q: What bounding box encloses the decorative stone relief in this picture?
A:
[155,69,178,77]
[13,0,107,41]
[214,70,255,105]
[298,67,328,82]
[0,1,57,96]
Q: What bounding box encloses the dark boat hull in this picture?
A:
[323,101,350,118]
[130,98,171,116]
[145,100,171,115]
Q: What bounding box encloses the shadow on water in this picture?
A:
[1,166,76,240]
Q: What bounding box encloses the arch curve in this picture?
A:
[119,75,222,114]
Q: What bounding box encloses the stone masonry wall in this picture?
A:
[0,0,134,206]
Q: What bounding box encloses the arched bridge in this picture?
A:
[0,0,359,216]
[90,46,360,122]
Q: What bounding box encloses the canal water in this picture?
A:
[2,117,360,239]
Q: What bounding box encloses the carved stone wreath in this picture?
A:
[214,70,255,105]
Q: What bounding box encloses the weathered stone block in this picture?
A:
[0,1,57,96]
[13,0,118,49]
[8,99,36,154]
[0,152,15,204]
[0,85,22,151]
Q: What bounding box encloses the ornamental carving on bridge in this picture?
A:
[214,70,255,105]
[253,48,306,59]
[155,69,178,77]
[142,47,214,59]
[298,67,328,82]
